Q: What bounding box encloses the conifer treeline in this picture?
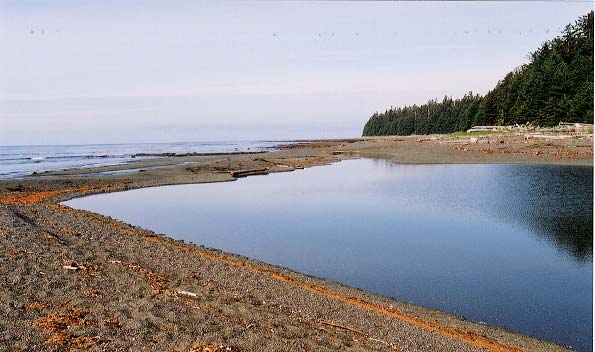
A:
[362,12,594,136]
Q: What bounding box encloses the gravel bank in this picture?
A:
[1,135,590,351]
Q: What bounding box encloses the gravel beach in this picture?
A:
[1,134,592,351]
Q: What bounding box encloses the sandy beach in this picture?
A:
[0,133,592,352]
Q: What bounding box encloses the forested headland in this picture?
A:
[362,12,593,136]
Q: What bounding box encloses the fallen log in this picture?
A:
[230,168,269,177]
[330,150,359,155]
[526,134,572,140]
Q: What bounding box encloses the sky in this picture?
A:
[0,1,592,145]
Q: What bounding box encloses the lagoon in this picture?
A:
[64,158,593,351]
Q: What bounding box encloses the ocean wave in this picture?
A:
[0,154,129,161]
[0,141,286,179]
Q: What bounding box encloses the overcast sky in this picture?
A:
[0,1,592,145]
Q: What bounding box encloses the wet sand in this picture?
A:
[0,133,591,351]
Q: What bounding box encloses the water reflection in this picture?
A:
[494,164,593,262]
[374,159,593,262]
[65,159,593,351]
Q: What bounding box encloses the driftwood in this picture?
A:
[176,290,197,297]
[330,150,359,155]
[317,320,368,336]
[230,168,269,177]
[525,134,572,140]
[315,320,400,351]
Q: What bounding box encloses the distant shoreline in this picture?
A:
[0,140,292,180]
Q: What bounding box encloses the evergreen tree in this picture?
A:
[363,12,593,137]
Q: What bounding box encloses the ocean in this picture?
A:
[0,141,286,179]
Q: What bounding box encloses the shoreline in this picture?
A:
[1,134,591,351]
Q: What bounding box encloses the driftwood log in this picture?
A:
[230,168,269,177]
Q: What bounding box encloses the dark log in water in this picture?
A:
[230,168,270,177]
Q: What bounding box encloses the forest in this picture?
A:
[362,11,593,136]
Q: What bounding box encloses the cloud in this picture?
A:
[0,107,153,119]
[0,1,591,144]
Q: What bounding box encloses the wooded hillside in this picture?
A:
[363,12,593,136]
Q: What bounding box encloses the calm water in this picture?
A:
[0,141,285,179]
[64,159,593,351]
